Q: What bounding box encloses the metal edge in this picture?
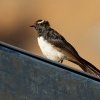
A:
[0,41,100,82]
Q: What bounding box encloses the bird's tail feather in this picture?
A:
[79,57,100,77]
[69,57,100,77]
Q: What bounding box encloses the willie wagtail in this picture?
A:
[30,19,100,77]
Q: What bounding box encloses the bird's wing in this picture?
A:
[45,29,80,59]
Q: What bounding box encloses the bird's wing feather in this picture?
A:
[45,29,80,59]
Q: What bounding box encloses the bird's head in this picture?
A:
[30,20,50,33]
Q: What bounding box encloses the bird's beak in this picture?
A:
[30,25,36,28]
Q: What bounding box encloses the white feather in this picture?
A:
[37,20,44,24]
[38,36,65,62]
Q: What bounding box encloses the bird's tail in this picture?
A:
[79,57,100,77]
[70,57,100,77]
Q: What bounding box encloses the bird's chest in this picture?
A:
[37,37,65,61]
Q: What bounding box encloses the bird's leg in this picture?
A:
[59,60,63,63]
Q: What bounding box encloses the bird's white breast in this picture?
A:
[38,36,65,62]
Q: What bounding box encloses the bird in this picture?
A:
[30,19,100,77]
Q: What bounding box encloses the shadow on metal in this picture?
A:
[0,41,100,100]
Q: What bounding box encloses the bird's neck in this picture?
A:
[38,27,51,37]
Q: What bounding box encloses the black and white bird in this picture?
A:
[30,19,100,77]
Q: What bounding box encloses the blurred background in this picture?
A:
[0,0,100,70]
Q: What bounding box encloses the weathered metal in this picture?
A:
[0,41,100,100]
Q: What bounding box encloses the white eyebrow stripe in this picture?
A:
[38,20,44,24]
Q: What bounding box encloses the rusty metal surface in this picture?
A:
[0,41,100,100]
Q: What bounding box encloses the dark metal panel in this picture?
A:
[0,41,100,100]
